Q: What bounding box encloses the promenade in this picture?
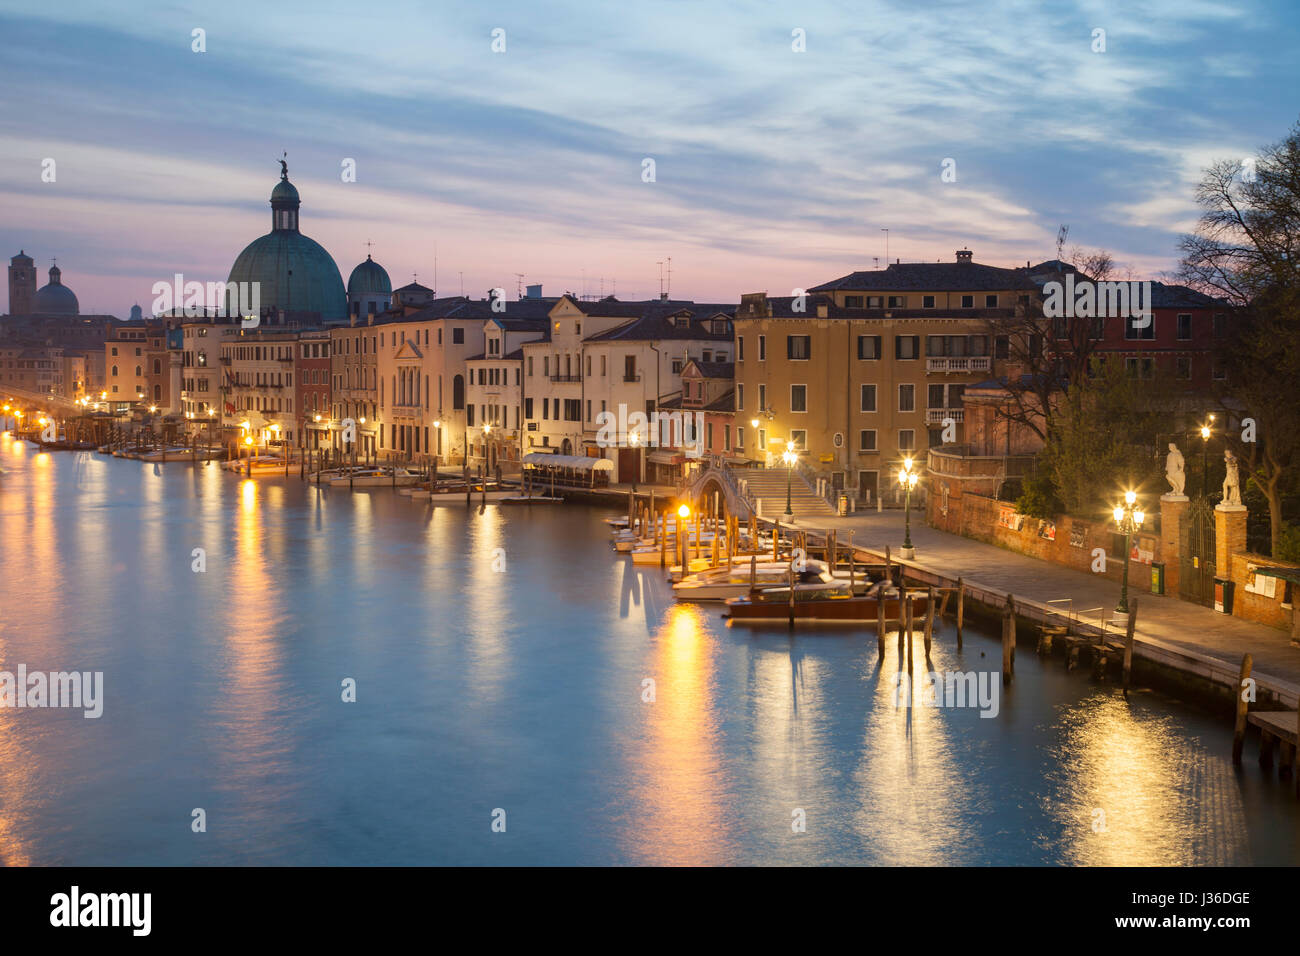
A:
[795,507,1300,706]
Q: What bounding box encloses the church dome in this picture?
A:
[226,161,345,322]
[33,265,79,315]
[348,255,392,296]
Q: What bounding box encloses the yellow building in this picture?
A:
[734,251,1037,504]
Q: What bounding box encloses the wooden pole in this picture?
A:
[876,584,886,657]
[1001,594,1015,685]
[787,559,795,628]
[749,554,756,590]
[1232,653,1253,765]
[660,508,666,570]
[924,586,934,657]
[885,544,892,587]
[956,577,965,650]
[772,522,779,561]
[905,593,913,673]
[1122,598,1138,695]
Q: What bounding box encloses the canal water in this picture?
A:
[1,433,1298,865]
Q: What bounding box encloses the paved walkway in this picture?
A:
[786,508,1300,704]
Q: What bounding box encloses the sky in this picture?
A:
[0,0,1297,318]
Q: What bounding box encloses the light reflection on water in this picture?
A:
[0,431,1297,865]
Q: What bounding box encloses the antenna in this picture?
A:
[666,257,672,299]
[515,274,525,299]
[656,261,664,300]
[881,229,889,264]
[433,241,438,295]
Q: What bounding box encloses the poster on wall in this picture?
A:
[1037,520,1057,542]
[1130,536,1155,565]
[997,507,1026,532]
[1069,524,1087,548]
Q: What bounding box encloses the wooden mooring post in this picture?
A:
[1122,599,1138,695]
[905,593,913,674]
[1232,653,1253,766]
[876,589,886,658]
[923,586,934,657]
[955,577,965,649]
[1001,594,1016,685]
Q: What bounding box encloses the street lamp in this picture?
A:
[1113,490,1145,614]
[782,440,797,516]
[898,455,920,558]
[1199,415,1215,498]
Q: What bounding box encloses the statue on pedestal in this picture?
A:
[1164,442,1185,496]
[1222,450,1242,506]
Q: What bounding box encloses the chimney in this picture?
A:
[956,249,973,263]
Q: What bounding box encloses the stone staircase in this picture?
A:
[740,468,838,520]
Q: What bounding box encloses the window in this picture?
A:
[995,335,1010,359]
[1125,315,1155,340]
[1177,356,1192,379]
[452,327,464,344]
[452,374,465,409]
[1125,357,1154,378]
[735,426,744,450]
[867,296,883,308]
[1213,357,1226,380]
[961,295,974,308]
[985,294,998,308]
[1213,313,1227,338]
[757,428,766,450]
[844,295,864,308]
[758,335,766,360]
[922,295,935,308]
[860,384,876,412]
[857,335,881,360]
[1177,314,1192,340]
[887,295,906,308]
[790,430,806,450]
[928,384,945,409]
[790,385,807,412]
[898,429,915,451]
[859,429,877,451]
[898,384,915,412]
[526,398,535,419]
[895,335,919,360]
[723,426,731,451]
[737,383,744,410]
[787,335,810,360]
[758,384,766,411]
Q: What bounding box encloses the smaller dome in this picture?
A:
[348,255,392,296]
[271,179,300,204]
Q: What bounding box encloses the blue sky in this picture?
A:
[1,0,1297,316]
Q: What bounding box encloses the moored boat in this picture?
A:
[725,580,904,623]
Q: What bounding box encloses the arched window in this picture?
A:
[452,374,465,410]
[111,365,118,376]
[153,359,161,374]
[135,365,141,377]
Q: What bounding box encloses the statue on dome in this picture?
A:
[278,153,288,179]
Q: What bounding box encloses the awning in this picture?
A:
[647,450,684,465]
[523,453,613,471]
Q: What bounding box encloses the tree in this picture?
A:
[1178,120,1300,554]
[1040,356,1170,517]
[987,230,1118,446]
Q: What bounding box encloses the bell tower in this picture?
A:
[8,250,36,315]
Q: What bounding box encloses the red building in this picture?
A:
[296,329,332,450]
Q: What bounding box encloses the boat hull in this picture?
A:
[726,595,905,623]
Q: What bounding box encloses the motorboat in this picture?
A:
[329,467,418,487]
[674,558,842,601]
[725,579,903,623]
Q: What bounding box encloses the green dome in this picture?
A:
[271,179,300,203]
[228,232,346,321]
[226,166,346,322]
[348,255,392,296]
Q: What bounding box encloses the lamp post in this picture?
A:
[1113,490,1145,614]
[1199,414,1215,498]
[782,441,796,516]
[898,455,919,559]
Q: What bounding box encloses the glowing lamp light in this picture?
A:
[1134,510,1145,526]
[1113,505,1124,523]
[484,423,492,435]
[1124,490,1137,506]
[1200,425,1211,440]
[750,418,759,429]
[433,420,441,428]
[677,504,690,519]
[314,414,322,422]
[243,436,254,446]
[359,417,366,425]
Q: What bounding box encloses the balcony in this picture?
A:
[926,356,990,374]
[623,374,642,383]
[925,408,964,424]
[549,374,583,383]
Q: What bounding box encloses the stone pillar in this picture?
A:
[1160,493,1188,597]
[1215,503,1248,587]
